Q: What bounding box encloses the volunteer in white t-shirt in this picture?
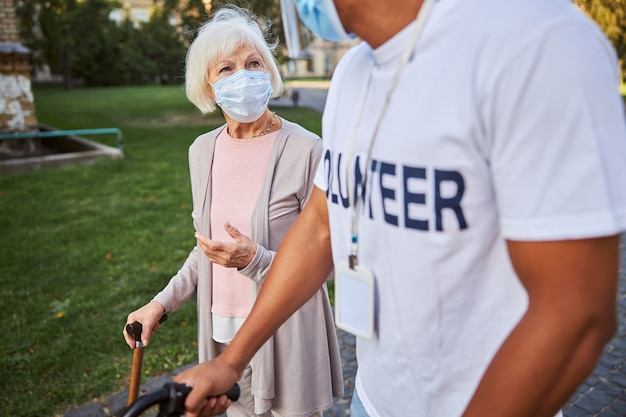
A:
[174,1,626,417]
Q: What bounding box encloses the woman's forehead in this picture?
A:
[216,44,262,63]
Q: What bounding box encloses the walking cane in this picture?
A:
[126,314,168,407]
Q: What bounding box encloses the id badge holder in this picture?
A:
[335,260,375,339]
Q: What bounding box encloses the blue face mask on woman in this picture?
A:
[284,0,354,42]
[210,69,273,123]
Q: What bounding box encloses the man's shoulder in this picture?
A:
[462,0,598,38]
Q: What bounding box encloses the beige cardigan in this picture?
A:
[153,119,344,416]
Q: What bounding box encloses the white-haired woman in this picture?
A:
[123,5,343,417]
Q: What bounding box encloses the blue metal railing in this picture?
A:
[0,128,124,149]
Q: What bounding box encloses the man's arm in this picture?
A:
[463,235,619,417]
[174,187,333,417]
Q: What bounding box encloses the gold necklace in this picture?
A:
[253,111,276,138]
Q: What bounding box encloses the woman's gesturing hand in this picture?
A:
[195,222,257,269]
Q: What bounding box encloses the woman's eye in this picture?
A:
[249,61,261,68]
[218,66,231,74]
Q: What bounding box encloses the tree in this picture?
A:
[574,0,626,81]
[162,0,212,44]
[15,0,121,89]
[71,0,132,86]
[16,0,74,89]
[136,10,187,85]
[14,0,289,87]
[189,0,287,62]
[108,17,159,86]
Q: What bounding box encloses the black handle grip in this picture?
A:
[126,314,168,342]
[172,381,241,402]
[223,383,241,402]
[122,381,240,417]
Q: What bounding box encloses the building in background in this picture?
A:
[281,36,361,79]
[109,0,154,24]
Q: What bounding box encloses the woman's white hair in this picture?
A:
[185,5,284,115]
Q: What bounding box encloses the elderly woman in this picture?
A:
[123,5,343,417]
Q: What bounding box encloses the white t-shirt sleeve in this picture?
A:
[485,18,626,240]
[314,155,328,192]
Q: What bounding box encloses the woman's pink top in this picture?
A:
[210,129,277,342]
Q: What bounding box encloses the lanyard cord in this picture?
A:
[346,0,437,269]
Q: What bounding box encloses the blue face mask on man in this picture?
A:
[280,0,354,58]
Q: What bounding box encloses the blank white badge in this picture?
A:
[335,260,375,339]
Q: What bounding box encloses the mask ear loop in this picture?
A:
[346,0,437,269]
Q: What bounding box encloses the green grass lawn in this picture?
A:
[0,84,322,417]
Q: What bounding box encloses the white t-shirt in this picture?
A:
[314,0,626,415]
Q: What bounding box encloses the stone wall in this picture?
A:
[0,43,37,134]
[0,0,20,43]
[0,0,37,133]
[0,0,39,158]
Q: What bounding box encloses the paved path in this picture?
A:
[270,80,330,113]
[65,86,626,417]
